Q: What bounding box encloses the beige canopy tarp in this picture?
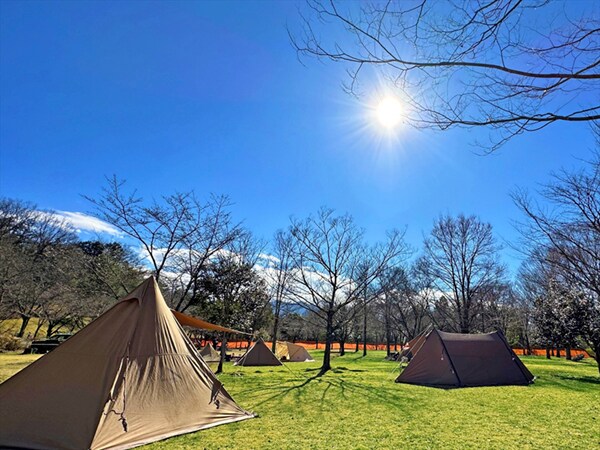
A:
[275,341,314,362]
[199,342,221,363]
[171,309,250,335]
[0,277,254,450]
[234,338,282,366]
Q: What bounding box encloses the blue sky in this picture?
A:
[0,1,597,275]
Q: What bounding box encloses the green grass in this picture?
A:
[1,352,598,449]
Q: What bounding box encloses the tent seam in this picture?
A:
[435,330,462,387]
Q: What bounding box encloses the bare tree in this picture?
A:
[77,241,144,302]
[292,0,600,150]
[266,230,294,353]
[85,176,204,281]
[514,153,600,372]
[86,177,242,306]
[333,304,358,356]
[377,266,411,356]
[360,283,372,357]
[421,214,505,333]
[354,264,378,357]
[378,264,431,352]
[0,199,76,336]
[287,207,409,375]
[167,196,243,312]
[36,245,91,338]
[512,282,535,355]
[407,259,436,336]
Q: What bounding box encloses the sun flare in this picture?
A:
[376,97,403,129]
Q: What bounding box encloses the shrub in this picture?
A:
[0,333,25,352]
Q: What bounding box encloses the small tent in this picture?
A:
[275,342,314,362]
[0,277,254,450]
[199,342,221,363]
[234,338,282,366]
[396,329,534,388]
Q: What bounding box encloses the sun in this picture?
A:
[376,97,403,129]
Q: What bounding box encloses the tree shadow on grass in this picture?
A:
[532,374,600,393]
[238,370,420,415]
[331,366,367,373]
[553,374,600,385]
[240,374,322,407]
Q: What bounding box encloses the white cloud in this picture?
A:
[258,253,280,266]
[48,211,123,237]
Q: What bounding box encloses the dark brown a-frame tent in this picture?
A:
[396,329,534,388]
[234,338,282,367]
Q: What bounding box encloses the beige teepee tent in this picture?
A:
[199,342,221,363]
[0,277,254,450]
[275,341,314,362]
[234,338,282,366]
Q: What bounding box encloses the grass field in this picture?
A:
[1,351,598,449]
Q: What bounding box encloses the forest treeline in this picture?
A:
[1,154,598,374]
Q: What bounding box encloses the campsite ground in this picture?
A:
[1,352,598,449]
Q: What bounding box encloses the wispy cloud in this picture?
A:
[48,211,123,237]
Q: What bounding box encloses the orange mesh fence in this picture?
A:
[193,338,591,359]
[225,340,398,351]
[512,348,590,357]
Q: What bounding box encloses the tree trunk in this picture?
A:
[460,318,469,333]
[216,332,227,374]
[17,315,30,338]
[362,303,368,357]
[385,328,392,357]
[271,301,281,353]
[565,346,572,361]
[355,336,359,352]
[46,322,54,338]
[459,304,470,333]
[315,338,319,349]
[384,311,391,356]
[339,340,345,356]
[319,311,334,376]
[556,348,561,358]
[592,342,600,375]
[546,346,551,359]
[33,319,45,339]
